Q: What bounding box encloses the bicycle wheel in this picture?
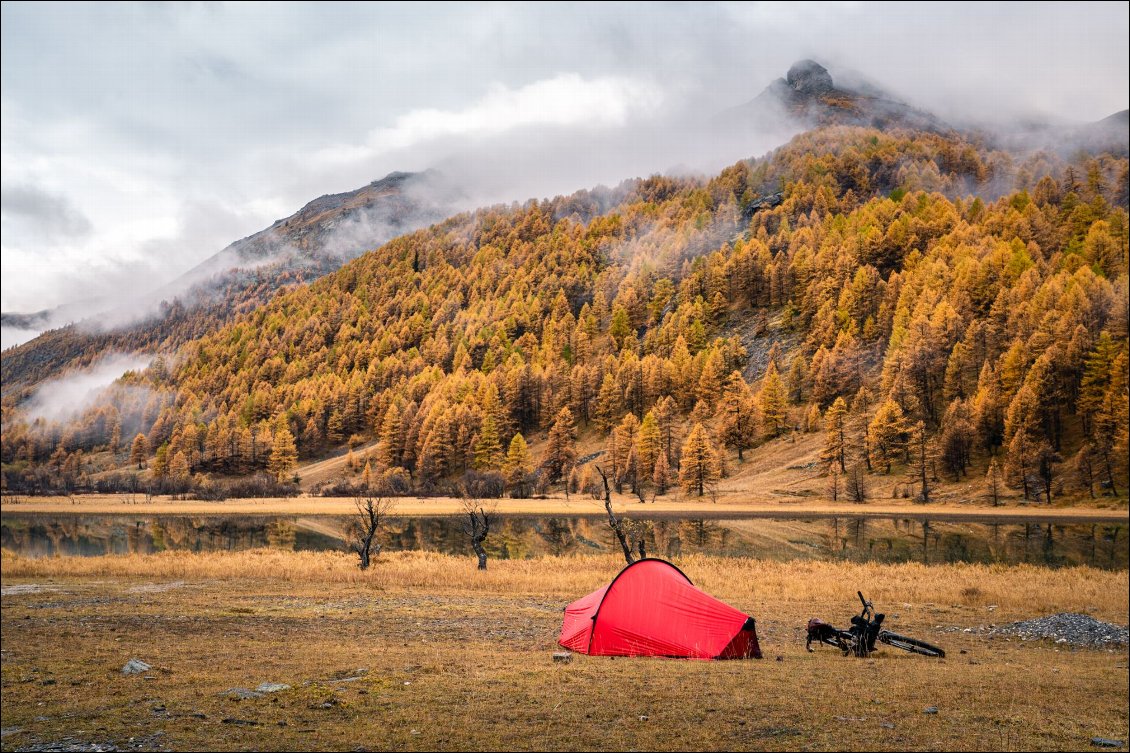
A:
[878,631,945,658]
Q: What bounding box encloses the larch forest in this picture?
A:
[2,127,1128,504]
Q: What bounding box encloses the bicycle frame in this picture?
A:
[807,591,945,658]
[806,591,885,657]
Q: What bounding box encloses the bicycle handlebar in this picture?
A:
[858,591,867,607]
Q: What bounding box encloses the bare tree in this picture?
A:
[562,461,574,503]
[907,421,937,504]
[1033,444,1062,505]
[459,495,494,570]
[986,458,1002,507]
[595,465,645,565]
[349,496,395,570]
[629,520,650,558]
[707,477,720,504]
[846,463,868,503]
[632,464,647,504]
[1072,446,1097,499]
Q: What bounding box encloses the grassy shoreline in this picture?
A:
[2,550,1128,612]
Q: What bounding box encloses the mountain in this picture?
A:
[723,58,1128,160]
[0,170,457,400]
[985,109,1130,158]
[167,170,454,291]
[2,310,54,331]
[2,59,1127,504]
[1,299,113,350]
[1072,110,1129,156]
[722,59,950,134]
[3,122,1125,503]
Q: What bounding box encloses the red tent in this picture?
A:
[558,558,762,659]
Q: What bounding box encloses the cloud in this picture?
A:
[349,74,663,158]
[0,2,1126,322]
[1,183,92,243]
[0,197,269,337]
[24,352,152,423]
[395,73,662,138]
[1,327,39,350]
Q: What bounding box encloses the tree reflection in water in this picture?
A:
[0,514,1125,569]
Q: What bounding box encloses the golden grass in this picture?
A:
[3,549,1127,622]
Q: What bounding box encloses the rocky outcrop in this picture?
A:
[723,59,950,135]
[786,60,835,96]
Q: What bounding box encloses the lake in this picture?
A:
[2,513,1126,569]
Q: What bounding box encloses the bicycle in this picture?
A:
[806,591,945,658]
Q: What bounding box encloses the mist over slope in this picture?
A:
[0,170,455,399]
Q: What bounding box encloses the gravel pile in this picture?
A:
[990,613,1128,648]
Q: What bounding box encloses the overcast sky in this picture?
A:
[2,1,1127,320]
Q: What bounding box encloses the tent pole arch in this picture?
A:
[585,558,695,655]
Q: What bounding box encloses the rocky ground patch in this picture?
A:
[989,613,1129,648]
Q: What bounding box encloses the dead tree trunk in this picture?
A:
[470,510,490,570]
[350,496,392,570]
[596,465,635,565]
[460,496,493,570]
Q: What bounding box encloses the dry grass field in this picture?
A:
[2,551,1127,751]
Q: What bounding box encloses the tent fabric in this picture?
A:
[557,558,762,659]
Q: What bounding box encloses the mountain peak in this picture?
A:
[373,170,415,184]
[785,59,835,96]
[722,59,949,135]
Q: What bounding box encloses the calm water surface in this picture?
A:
[2,513,1125,569]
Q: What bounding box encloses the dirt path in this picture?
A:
[293,441,382,490]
